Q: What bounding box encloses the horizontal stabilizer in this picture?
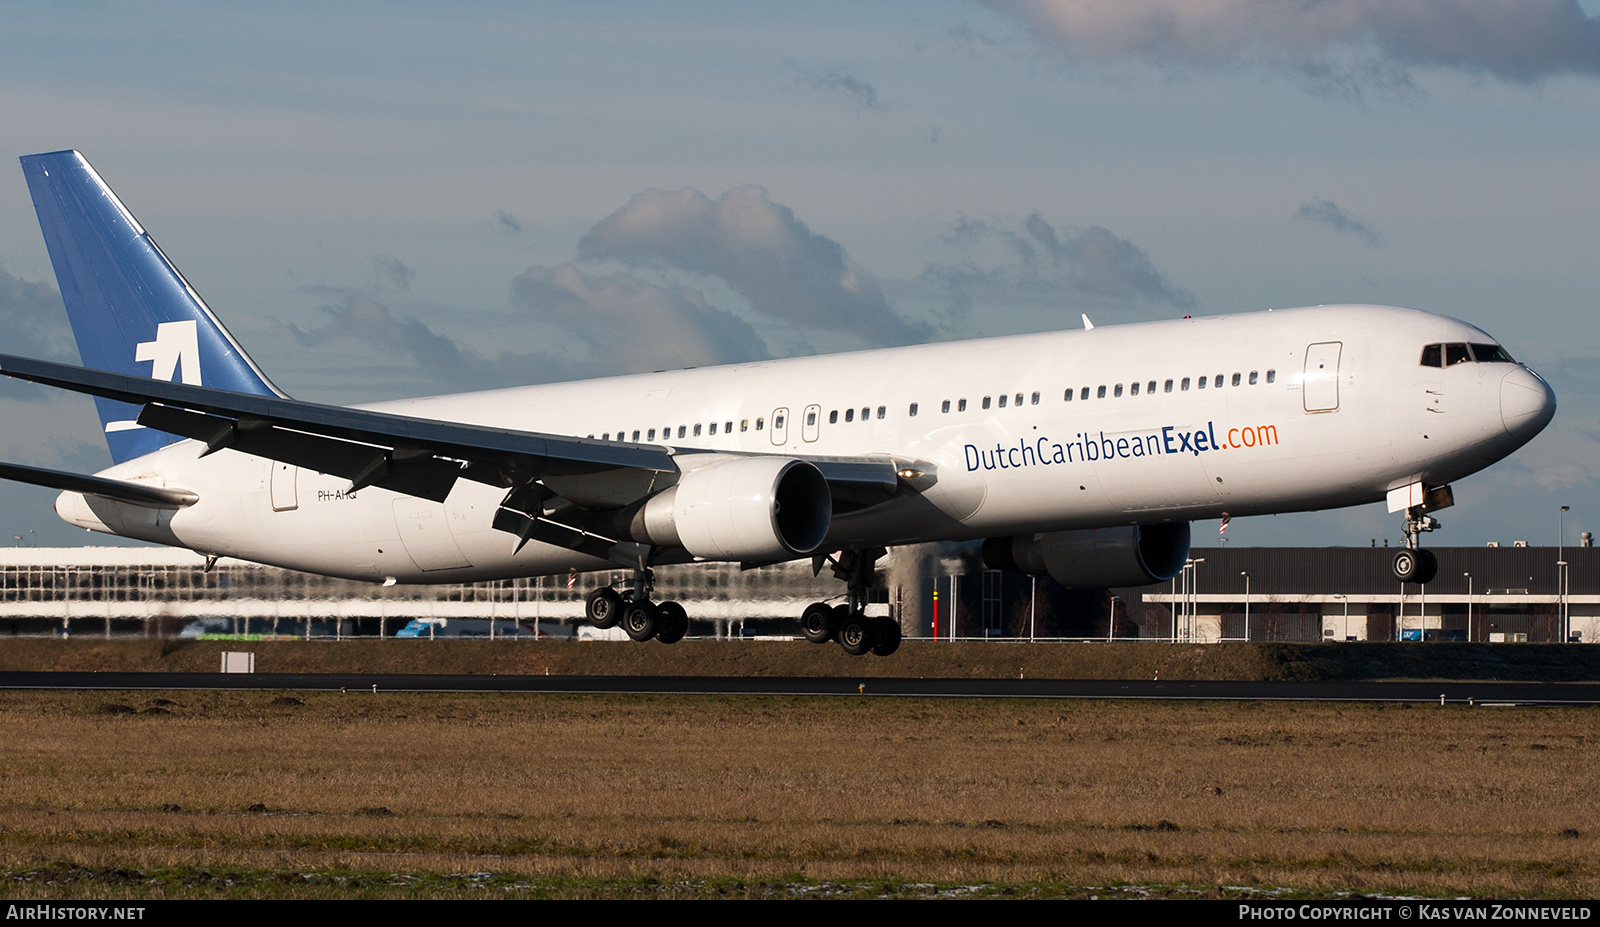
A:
[0,461,197,508]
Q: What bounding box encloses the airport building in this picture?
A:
[0,543,1593,642]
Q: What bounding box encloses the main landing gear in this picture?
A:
[582,548,904,656]
[1391,505,1440,585]
[799,548,901,657]
[584,569,689,645]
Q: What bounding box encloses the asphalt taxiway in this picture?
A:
[2,672,1599,704]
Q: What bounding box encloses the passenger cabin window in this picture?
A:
[1266,370,1276,383]
[942,400,951,413]
[741,419,749,432]
[909,403,918,416]
[983,396,992,409]
[829,410,838,424]
[1080,387,1090,400]
[1197,377,1206,389]
[1114,384,1123,397]
[1097,386,1106,398]
[1165,379,1174,393]
[709,422,718,435]
[805,411,816,427]
[1014,393,1023,407]
[959,399,968,411]
[1231,373,1241,387]
[648,428,657,440]
[1130,382,1140,396]
[1249,371,1258,385]
[678,425,687,438]
[694,424,702,436]
[632,430,640,441]
[1064,389,1073,402]
[998,394,1007,408]
[845,408,854,422]
[1031,392,1040,405]
[756,418,764,431]
[725,421,733,433]
[877,406,886,419]
[1214,375,1224,388]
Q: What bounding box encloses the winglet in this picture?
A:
[20,150,285,464]
[1081,314,1094,330]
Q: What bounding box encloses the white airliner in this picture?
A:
[0,151,1556,655]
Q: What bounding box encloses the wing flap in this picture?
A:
[137,404,462,503]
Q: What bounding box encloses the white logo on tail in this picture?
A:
[135,320,201,385]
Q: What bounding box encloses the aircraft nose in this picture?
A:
[1501,366,1556,441]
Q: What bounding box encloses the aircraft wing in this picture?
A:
[0,353,900,509]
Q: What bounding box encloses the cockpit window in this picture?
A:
[1422,341,1516,367]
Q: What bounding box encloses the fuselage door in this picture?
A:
[770,407,789,445]
[392,498,472,571]
[1303,342,1342,412]
[801,404,821,443]
[270,462,298,512]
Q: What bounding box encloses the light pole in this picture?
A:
[1332,593,1348,641]
[1559,506,1570,642]
[1241,571,1250,642]
[1462,572,1472,642]
[1182,557,1205,641]
[1108,595,1120,643]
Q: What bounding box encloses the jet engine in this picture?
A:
[982,523,1191,588]
[634,456,832,561]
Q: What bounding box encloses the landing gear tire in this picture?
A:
[837,613,873,656]
[1392,549,1439,584]
[655,600,688,644]
[869,617,902,657]
[800,602,837,644]
[1414,549,1438,585]
[1392,549,1419,582]
[622,601,659,642]
[586,587,623,629]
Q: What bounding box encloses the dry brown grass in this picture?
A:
[0,691,1595,898]
[8,638,1600,681]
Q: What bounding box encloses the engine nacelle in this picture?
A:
[636,457,831,561]
[982,523,1191,588]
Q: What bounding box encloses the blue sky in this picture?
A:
[1,0,1598,549]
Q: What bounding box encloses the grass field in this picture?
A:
[0,688,1595,899]
[7,637,1600,681]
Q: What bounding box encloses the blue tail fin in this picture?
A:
[21,150,284,464]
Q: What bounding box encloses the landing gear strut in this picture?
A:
[801,547,901,657]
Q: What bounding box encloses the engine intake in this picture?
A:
[982,523,1190,588]
[636,457,831,561]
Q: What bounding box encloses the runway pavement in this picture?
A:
[3,671,1600,704]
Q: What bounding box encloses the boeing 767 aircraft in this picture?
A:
[0,151,1556,655]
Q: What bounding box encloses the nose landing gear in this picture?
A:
[1392,505,1441,584]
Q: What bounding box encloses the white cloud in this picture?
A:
[984,0,1600,95]
[578,186,929,347]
